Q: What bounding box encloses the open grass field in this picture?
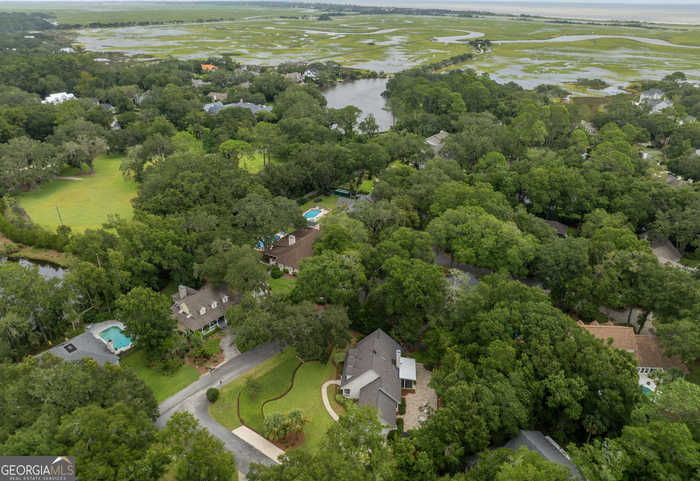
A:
[264,359,337,453]
[121,348,201,403]
[17,155,136,233]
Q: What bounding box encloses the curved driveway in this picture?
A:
[156,341,281,474]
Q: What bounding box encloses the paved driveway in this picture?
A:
[156,341,281,474]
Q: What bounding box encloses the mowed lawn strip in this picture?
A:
[121,348,200,403]
[268,277,296,296]
[263,359,337,453]
[210,348,299,431]
[17,154,136,232]
[240,151,271,174]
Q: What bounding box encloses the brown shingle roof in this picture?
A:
[579,320,637,352]
[578,321,687,371]
[635,334,687,372]
[171,284,239,331]
[267,228,320,270]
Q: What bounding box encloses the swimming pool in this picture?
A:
[99,326,132,350]
[304,208,322,219]
[257,232,285,249]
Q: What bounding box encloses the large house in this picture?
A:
[340,329,416,427]
[171,284,238,334]
[578,320,686,391]
[265,227,320,274]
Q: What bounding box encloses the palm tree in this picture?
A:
[264,413,286,442]
[287,410,308,442]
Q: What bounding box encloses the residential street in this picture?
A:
[156,341,281,473]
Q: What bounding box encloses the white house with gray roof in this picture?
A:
[340,329,416,427]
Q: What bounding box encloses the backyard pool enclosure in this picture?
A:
[93,321,133,355]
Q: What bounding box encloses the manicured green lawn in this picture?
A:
[210,349,299,431]
[300,194,338,212]
[121,349,200,403]
[17,154,136,232]
[240,152,274,174]
[264,359,337,453]
[269,277,296,296]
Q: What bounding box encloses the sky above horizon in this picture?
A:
[6,0,698,3]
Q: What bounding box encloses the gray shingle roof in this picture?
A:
[505,431,582,480]
[171,284,238,332]
[47,332,119,366]
[341,329,402,425]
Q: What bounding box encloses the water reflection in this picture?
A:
[324,78,394,132]
[1,257,66,280]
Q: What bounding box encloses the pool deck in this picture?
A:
[303,206,330,223]
[89,320,133,355]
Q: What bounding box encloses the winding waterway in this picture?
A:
[433,32,700,50]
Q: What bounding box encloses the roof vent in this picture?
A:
[199,307,206,316]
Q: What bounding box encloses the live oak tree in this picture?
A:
[0,357,158,455]
[462,446,572,481]
[0,262,68,360]
[158,412,237,481]
[369,256,446,342]
[291,251,366,306]
[195,239,267,294]
[116,287,176,361]
[228,297,350,361]
[428,206,538,276]
[55,402,161,481]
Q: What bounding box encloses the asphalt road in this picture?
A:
[156,341,281,474]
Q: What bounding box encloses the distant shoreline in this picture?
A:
[2,1,699,26]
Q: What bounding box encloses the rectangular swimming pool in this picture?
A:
[304,208,322,219]
[100,326,132,350]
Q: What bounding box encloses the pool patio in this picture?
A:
[303,206,329,224]
[90,320,133,355]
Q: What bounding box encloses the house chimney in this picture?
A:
[178,285,187,300]
[288,234,296,246]
[395,349,401,368]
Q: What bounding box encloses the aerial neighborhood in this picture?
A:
[0,3,699,481]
